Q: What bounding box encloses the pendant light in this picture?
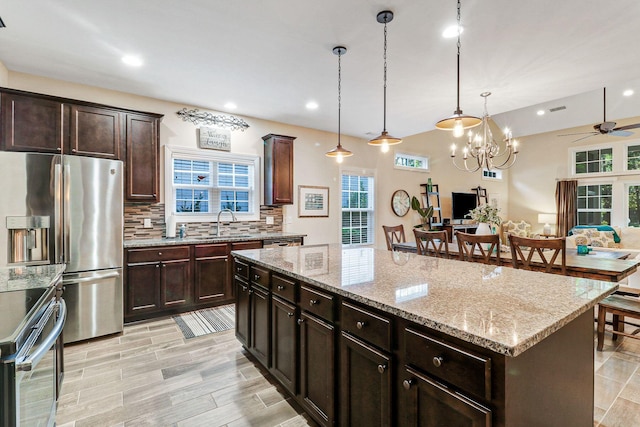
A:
[369,10,402,153]
[326,46,353,163]
[435,0,481,137]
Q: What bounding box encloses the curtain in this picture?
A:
[555,180,578,237]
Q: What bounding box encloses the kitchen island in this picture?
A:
[232,244,618,427]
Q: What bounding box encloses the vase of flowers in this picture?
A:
[466,204,502,236]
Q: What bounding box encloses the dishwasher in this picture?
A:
[263,237,303,248]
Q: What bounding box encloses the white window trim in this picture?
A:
[164,145,261,223]
[624,139,640,173]
[569,142,615,178]
[340,167,376,247]
[393,150,430,173]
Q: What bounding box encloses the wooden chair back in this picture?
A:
[509,235,566,274]
[413,229,449,258]
[382,225,406,251]
[456,231,501,265]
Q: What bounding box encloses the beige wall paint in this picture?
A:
[0,61,8,86]
[7,71,503,248]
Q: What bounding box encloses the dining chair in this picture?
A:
[456,231,501,265]
[413,229,449,258]
[382,225,406,251]
[509,234,566,274]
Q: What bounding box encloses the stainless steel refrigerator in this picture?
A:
[0,152,123,343]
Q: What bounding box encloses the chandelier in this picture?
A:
[450,92,519,172]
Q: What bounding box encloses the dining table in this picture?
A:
[392,241,639,283]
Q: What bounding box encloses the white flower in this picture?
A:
[466,204,502,226]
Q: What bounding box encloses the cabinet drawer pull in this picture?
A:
[236,267,242,272]
[277,285,285,291]
[248,289,253,294]
[377,364,387,374]
[155,264,160,268]
[432,356,443,368]
[56,147,62,152]
[71,148,77,153]
[356,321,366,330]
[403,379,414,390]
[287,312,294,318]
[241,285,248,291]
[158,252,162,256]
[309,299,319,306]
[297,318,304,325]
[254,274,260,281]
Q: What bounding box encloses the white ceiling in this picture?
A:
[1,0,640,139]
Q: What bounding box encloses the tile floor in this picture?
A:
[56,314,640,426]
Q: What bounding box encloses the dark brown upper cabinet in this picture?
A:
[70,104,121,159]
[263,133,295,205]
[125,113,160,202]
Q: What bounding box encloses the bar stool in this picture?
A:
[456,231,501,265]
[413,229,449,258]
[382,225,406,251]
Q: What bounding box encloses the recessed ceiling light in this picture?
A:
[442,25,463,38]
[121,55,143,67]
[537,110,545,116]
[623,89,634,97]
[224,102,237,110]
[306,101,319,110]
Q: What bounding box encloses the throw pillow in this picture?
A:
[590,230,619,248]
[573,235,591,246]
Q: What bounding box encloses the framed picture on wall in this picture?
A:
[298,185,329,217]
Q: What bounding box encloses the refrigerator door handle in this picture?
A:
[62,271,120,285]
[61,158,70,265]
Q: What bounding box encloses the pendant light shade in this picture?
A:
[369,10,401,152]
[436,0,480,136]
[325,46,353,163]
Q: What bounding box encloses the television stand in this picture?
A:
[439,223,479,242]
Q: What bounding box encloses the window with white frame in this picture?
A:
[577,184,612,225]
[341,172,375,245]
[574,147,613,174]
[394,152,429,172]
[628,144,640,171]
[165,146,260,222]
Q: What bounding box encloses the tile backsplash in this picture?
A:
[124,203,283,240]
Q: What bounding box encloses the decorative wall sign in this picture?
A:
[198,127,231,151]
[298,186,329,217]
[176,108,250,131]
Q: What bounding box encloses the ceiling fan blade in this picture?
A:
[558,131,598,137]
[609,130,634,137]
[571,134,597,143]
[613,123,640,131]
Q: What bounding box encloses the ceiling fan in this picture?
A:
[559,87,640,143]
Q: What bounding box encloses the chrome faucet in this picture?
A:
[216,209,237,236]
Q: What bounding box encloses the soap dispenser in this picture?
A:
[179,224,187,239]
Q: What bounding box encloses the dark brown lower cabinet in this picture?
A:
[340,332,392,427]
[402,366,491,427]
[235,278,251,348]
[250,284,270,367]
[194,244,230,305]
[161,259,190,307]
[126,262,162,315]
[271,296,298,395]
[299,311,335,426]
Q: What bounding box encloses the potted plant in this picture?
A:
[466,204,502,235]
[411,196,434,229]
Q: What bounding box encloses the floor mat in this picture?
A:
[173,304,235,339]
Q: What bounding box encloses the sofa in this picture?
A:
[566,226,640,291]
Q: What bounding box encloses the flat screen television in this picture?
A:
[452,192,478,221]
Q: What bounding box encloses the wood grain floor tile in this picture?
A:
[596,354,639,383]
[176,394,266,427]
[226,399,301,427]
[55,391,123,425]
[125,394,217,426]
[594,374,624,411]
[599,397,640,427]
[76,369,164,405]
[60,369,122,395]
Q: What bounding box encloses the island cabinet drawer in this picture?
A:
[405,328,492,401]
[127,246,190,263]
[272,274,297,303]
[250,265,270,288]
[341,301,391,352]
[194,243,228,258]
[300,285,334,322]
[234,259,250,280]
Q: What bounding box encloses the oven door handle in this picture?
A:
[17,299,67,372]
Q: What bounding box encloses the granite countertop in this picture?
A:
[232,244,618,357]
[124,232,307,248]
[0,264,66,293]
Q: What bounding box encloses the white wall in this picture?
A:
[6,71,505,248]
[0,61,8,86]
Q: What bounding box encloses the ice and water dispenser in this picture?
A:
[6,216,50,265]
